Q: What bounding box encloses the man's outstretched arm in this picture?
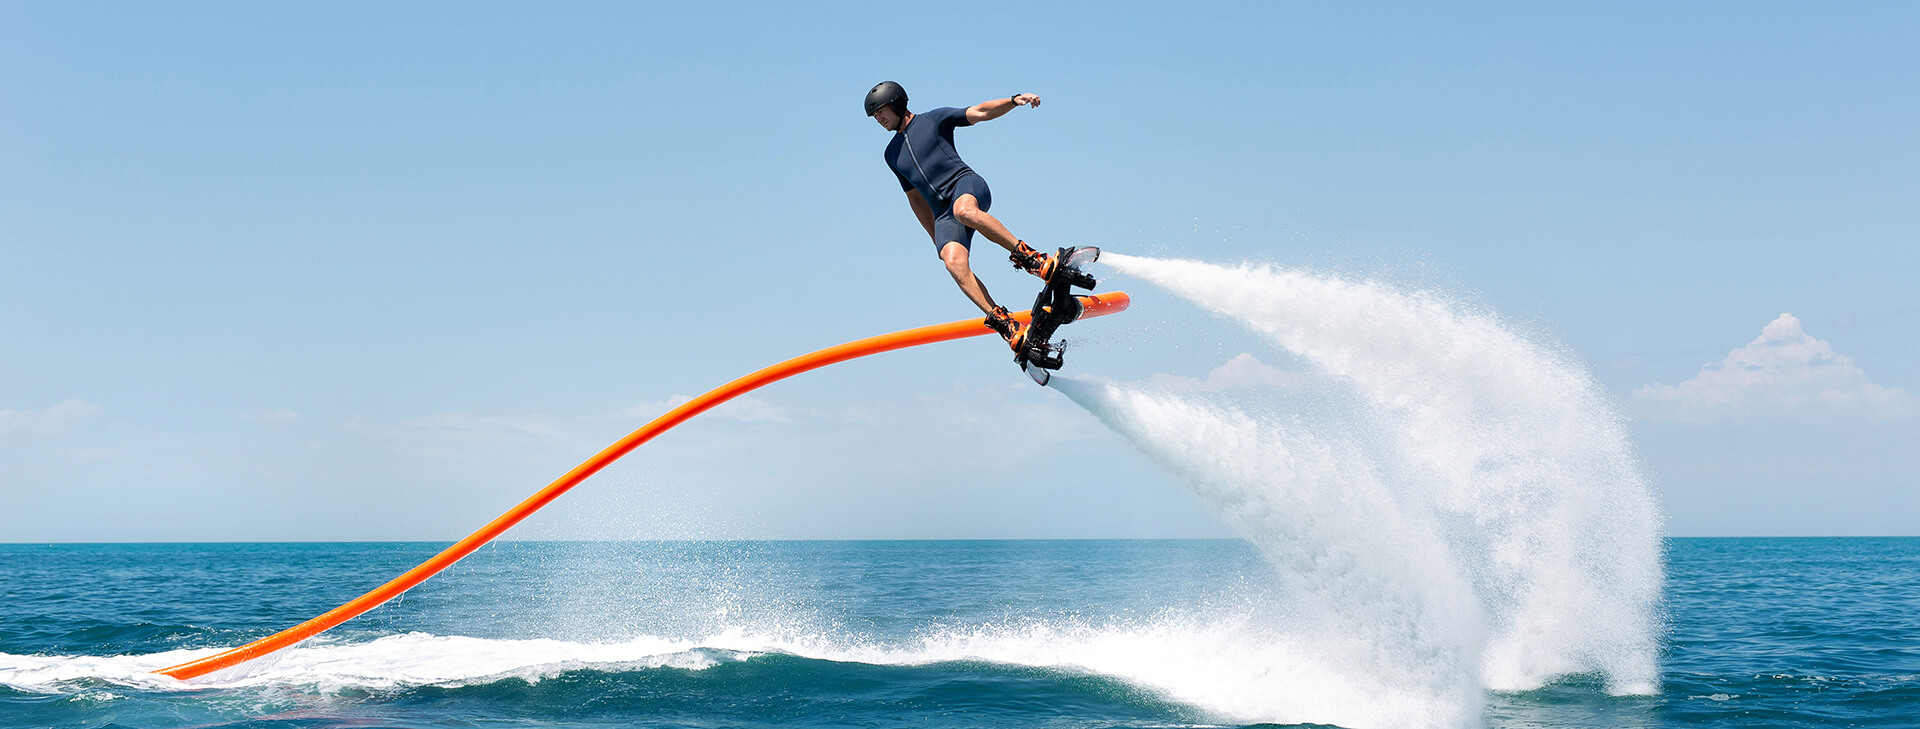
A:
[965,93,1040,125]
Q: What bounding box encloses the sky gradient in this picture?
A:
[3,2,1916,540]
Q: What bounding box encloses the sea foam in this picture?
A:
[0,616,1507,727]
[1049,254,1665,727]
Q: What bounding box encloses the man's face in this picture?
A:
[872,106,902,132]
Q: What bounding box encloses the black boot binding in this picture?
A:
[983,305,1026,351]
[1008,240,1056,280]
[1012,245,1101,385]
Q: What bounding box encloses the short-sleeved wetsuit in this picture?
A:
[883,106,994,254]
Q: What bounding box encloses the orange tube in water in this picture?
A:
[155,292,1130,680]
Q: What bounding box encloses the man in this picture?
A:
[865,80,1058,352]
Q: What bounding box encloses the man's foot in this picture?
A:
[1008,240,1055,281]
[983,305,1027,352]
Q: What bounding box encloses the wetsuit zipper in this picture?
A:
[900,124,942,203]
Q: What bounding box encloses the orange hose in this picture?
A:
[154,292,1130,680]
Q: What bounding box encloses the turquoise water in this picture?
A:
[2,538,1914,728]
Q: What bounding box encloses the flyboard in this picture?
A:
[1014,245,1101,386]
[153,288,1129,681]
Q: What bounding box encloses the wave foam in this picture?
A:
[1047,254,1666,728]
[3,610,1462,727]
[0,633,731,694]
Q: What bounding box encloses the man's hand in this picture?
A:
[1011,93,1042,108]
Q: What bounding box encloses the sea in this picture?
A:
[1,538,1915,729]
[8,255,1913,727]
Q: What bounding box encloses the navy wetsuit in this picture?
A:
[883,106,994,254]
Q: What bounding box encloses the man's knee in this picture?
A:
[951,195,985,224]
[939,242,970,272]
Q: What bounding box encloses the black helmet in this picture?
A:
[865,81,907,116]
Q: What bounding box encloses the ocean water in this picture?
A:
[2,538,1915,728]
[8,255,1910,727]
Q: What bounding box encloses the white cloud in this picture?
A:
[1634,313,1916,423]
[408,411,574,438]
[0,399,103,435]
[63,446,116,460]
[620,394,793,424]
[1146,353,1319,392]
[620,395,694,420]
[708,395,793,424]
[236,408,302,423]
[391,394,800,446]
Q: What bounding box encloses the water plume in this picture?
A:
[1054,253,1665,727]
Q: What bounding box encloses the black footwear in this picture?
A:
[983,306,1027,352]
[1008,240,1055,280]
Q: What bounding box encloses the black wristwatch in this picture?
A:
[1011,93,1023,104]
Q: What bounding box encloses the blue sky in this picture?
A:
[3,2,1915,541]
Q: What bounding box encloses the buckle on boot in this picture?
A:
[1008,241,1047,273]
[983,306,1017,337]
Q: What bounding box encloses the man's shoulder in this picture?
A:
[925,106,970,125]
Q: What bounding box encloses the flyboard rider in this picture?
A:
[865,81,1062,353]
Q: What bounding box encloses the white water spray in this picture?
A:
[1054,254,1665,728]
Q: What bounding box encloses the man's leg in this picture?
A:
[952,193,1053,279]
[939,241,1001,315]
[950,194,1023,255]
[944,241,1026,349]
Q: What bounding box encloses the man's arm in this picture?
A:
[906,189,936,241]
[965,93,1041,125]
